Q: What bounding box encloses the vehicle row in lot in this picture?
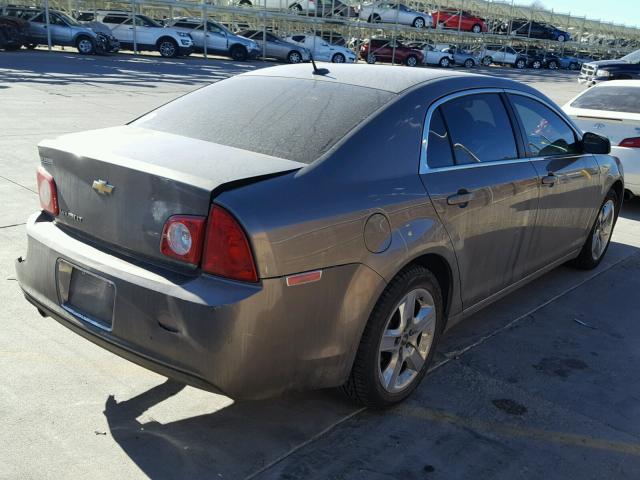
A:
[17,64,622,408]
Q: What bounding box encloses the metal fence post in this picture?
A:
[131,0,137,55]
[44,0,52,52]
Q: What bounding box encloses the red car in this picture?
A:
[431,9,487,33]
[360,39,424,67]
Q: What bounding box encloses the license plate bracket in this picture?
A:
[57,259,115,331]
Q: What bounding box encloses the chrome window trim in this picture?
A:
[420,88,582,174]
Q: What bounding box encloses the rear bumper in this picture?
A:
[16,213,385,399]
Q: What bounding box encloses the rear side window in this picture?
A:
[132,76,394,164]
[103,15,127,24]
[426,108,454,168]
[509,95,579,157]
[439,93,518,164]
[570,86,640,114]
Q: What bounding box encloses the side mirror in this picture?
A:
[582,131,611,154]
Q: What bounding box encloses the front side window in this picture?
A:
[439,93,518,164]
[509,94,579,157]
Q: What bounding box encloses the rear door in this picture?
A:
[419,92,540,309]
[26,13,48,42]
[506,93,601,269]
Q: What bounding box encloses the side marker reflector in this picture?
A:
[286,270,322,287]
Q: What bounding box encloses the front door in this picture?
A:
[419,92,540,308]
[506,93,601,269]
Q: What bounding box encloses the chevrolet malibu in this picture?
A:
[17,65,622,407]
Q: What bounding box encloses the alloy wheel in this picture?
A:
[413,18,425,28]
[77,38,93,54]
[472,24,481,33]
[288,51,302,63]
[406,56,417,67]
[332,53,345,63]
[378,288,436,393]
[591,199,615,261]
[464,58,474,68]
[159,41,176,57]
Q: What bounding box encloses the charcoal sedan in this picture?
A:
[17,65,622,407]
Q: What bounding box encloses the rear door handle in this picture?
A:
[542,173,558,186]
[447,190,475,207]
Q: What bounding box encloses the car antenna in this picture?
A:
[310,55,330,76]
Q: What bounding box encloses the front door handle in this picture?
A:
[542,173,558,186]
[447,190,475,207]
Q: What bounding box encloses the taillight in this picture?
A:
[202,205,258,283]
[160,215,206,265]
[619,137,640,148]
[37,166,59,216]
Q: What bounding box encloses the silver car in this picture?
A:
[17,65,622,407]
[165,17,260,61]
[358,1,432,28]
[238,29,310,63]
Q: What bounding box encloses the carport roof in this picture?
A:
[241,63,480,94]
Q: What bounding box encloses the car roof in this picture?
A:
[592,80,640,87]
[242,63,502,94]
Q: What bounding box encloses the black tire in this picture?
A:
[532,60,542,69]
[368,14,381,23]
[76,35,95,55]
[439,56,450,67]
[464,58,475,68]
[405,55,418,67]
[548,60,559,70]
[482,56,492,66]
[515,58,526,69]
[287,50,303,63]
[557,34,566,42]
[342,265,443,408]
[239,0,252,4]
[157,38,178,58]
[366,53,376,64]
[471,23,482,33]
[569,62,579,71]
[412,17,426,28]
[289,3,302,13]
[332,52,345,63]
[230,44,248,61]
[569,189,619,270]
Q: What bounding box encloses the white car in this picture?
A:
[236,0,317,14]
[563,80,640,197]
[480,44,527,69]
[405,42,453,67]
[358,2,431,28]
[285,34,356,63]
[94,11,194,57]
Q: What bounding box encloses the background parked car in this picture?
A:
[95,10,193,57]
[526,49,560,69]
[358,2,431,28]
[563,80,640,197]
[558,53,589,70]
[238,29,310,63]
[314,0,358,17]
[405,41,453,67]
[480,44,528,69]
[431,9,487,33]
[443,45,479,67]
[360,38,424,66]
[0,15,28,50]
[286,34,356,62]
[505,19,571,42]
[236,0,317,15]
[579,49,640,86]
[165,17,259,60]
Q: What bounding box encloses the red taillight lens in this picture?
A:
[202,205,258,283]
[619,137,640,148]
[160,215,206,265]
[37,166,59,216]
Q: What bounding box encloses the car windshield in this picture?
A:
[132,76,394,164]
[57,12,81,26]
[620,49,640,64]
[570,86,640,114]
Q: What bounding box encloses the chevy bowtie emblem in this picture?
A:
[92,179,114,195]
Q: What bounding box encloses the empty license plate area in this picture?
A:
[57,259,116,331]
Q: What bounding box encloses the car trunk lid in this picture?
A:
[38,125,303,265]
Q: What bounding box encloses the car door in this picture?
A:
[48,14,72,45]
[419,92,540,309]
[106,16,132,43]
[205,22,228,52]
[26,13,48,42]
[132,15,153,45]
[506,93,601,269]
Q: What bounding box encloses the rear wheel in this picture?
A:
[158,38,178,58]
[557,34,566,42]
[482,56,492,66]
[289,3,302,13]
[368,14,381,23]
[548,60,559,69]
[439,56,450,67]
[464,58,475,68]
[569,189,619,270]
[343,265,443,407]
[287,50,302,63]
[332,52,345,63]
[412,17,426,28]
[569,62,579,71]
[405,55,418,67]
[230,44,248,61]
[366,53,376,64]
[238,0,252,5]
[532,59,542,69]
[76,36,95,55]
[471,23,482,33]
[515,58,526,69]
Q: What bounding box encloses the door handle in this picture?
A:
[447,190,475,207]
[541,173,558,186]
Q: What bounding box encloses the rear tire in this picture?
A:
[368,14,381,23]
[569,189,619,270]
[366,53,376,64]
[439,56,450,67]
[482,56,492,66]
[557,34,566,42]
[412,17,426,28]
[471,23,482,33]
[515,58,526,69]
[405,55,418,67]
[342,265,443,408]
[532,60,542,69]
[287,50,303,63]
[548,60,559,69]
[230,44,248,61]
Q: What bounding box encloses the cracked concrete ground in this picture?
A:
[1,50,639,480]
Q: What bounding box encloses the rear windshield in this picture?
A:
[570,86,640,114]
[131,76,394,164]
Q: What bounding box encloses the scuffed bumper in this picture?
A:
[16,213,385,399]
